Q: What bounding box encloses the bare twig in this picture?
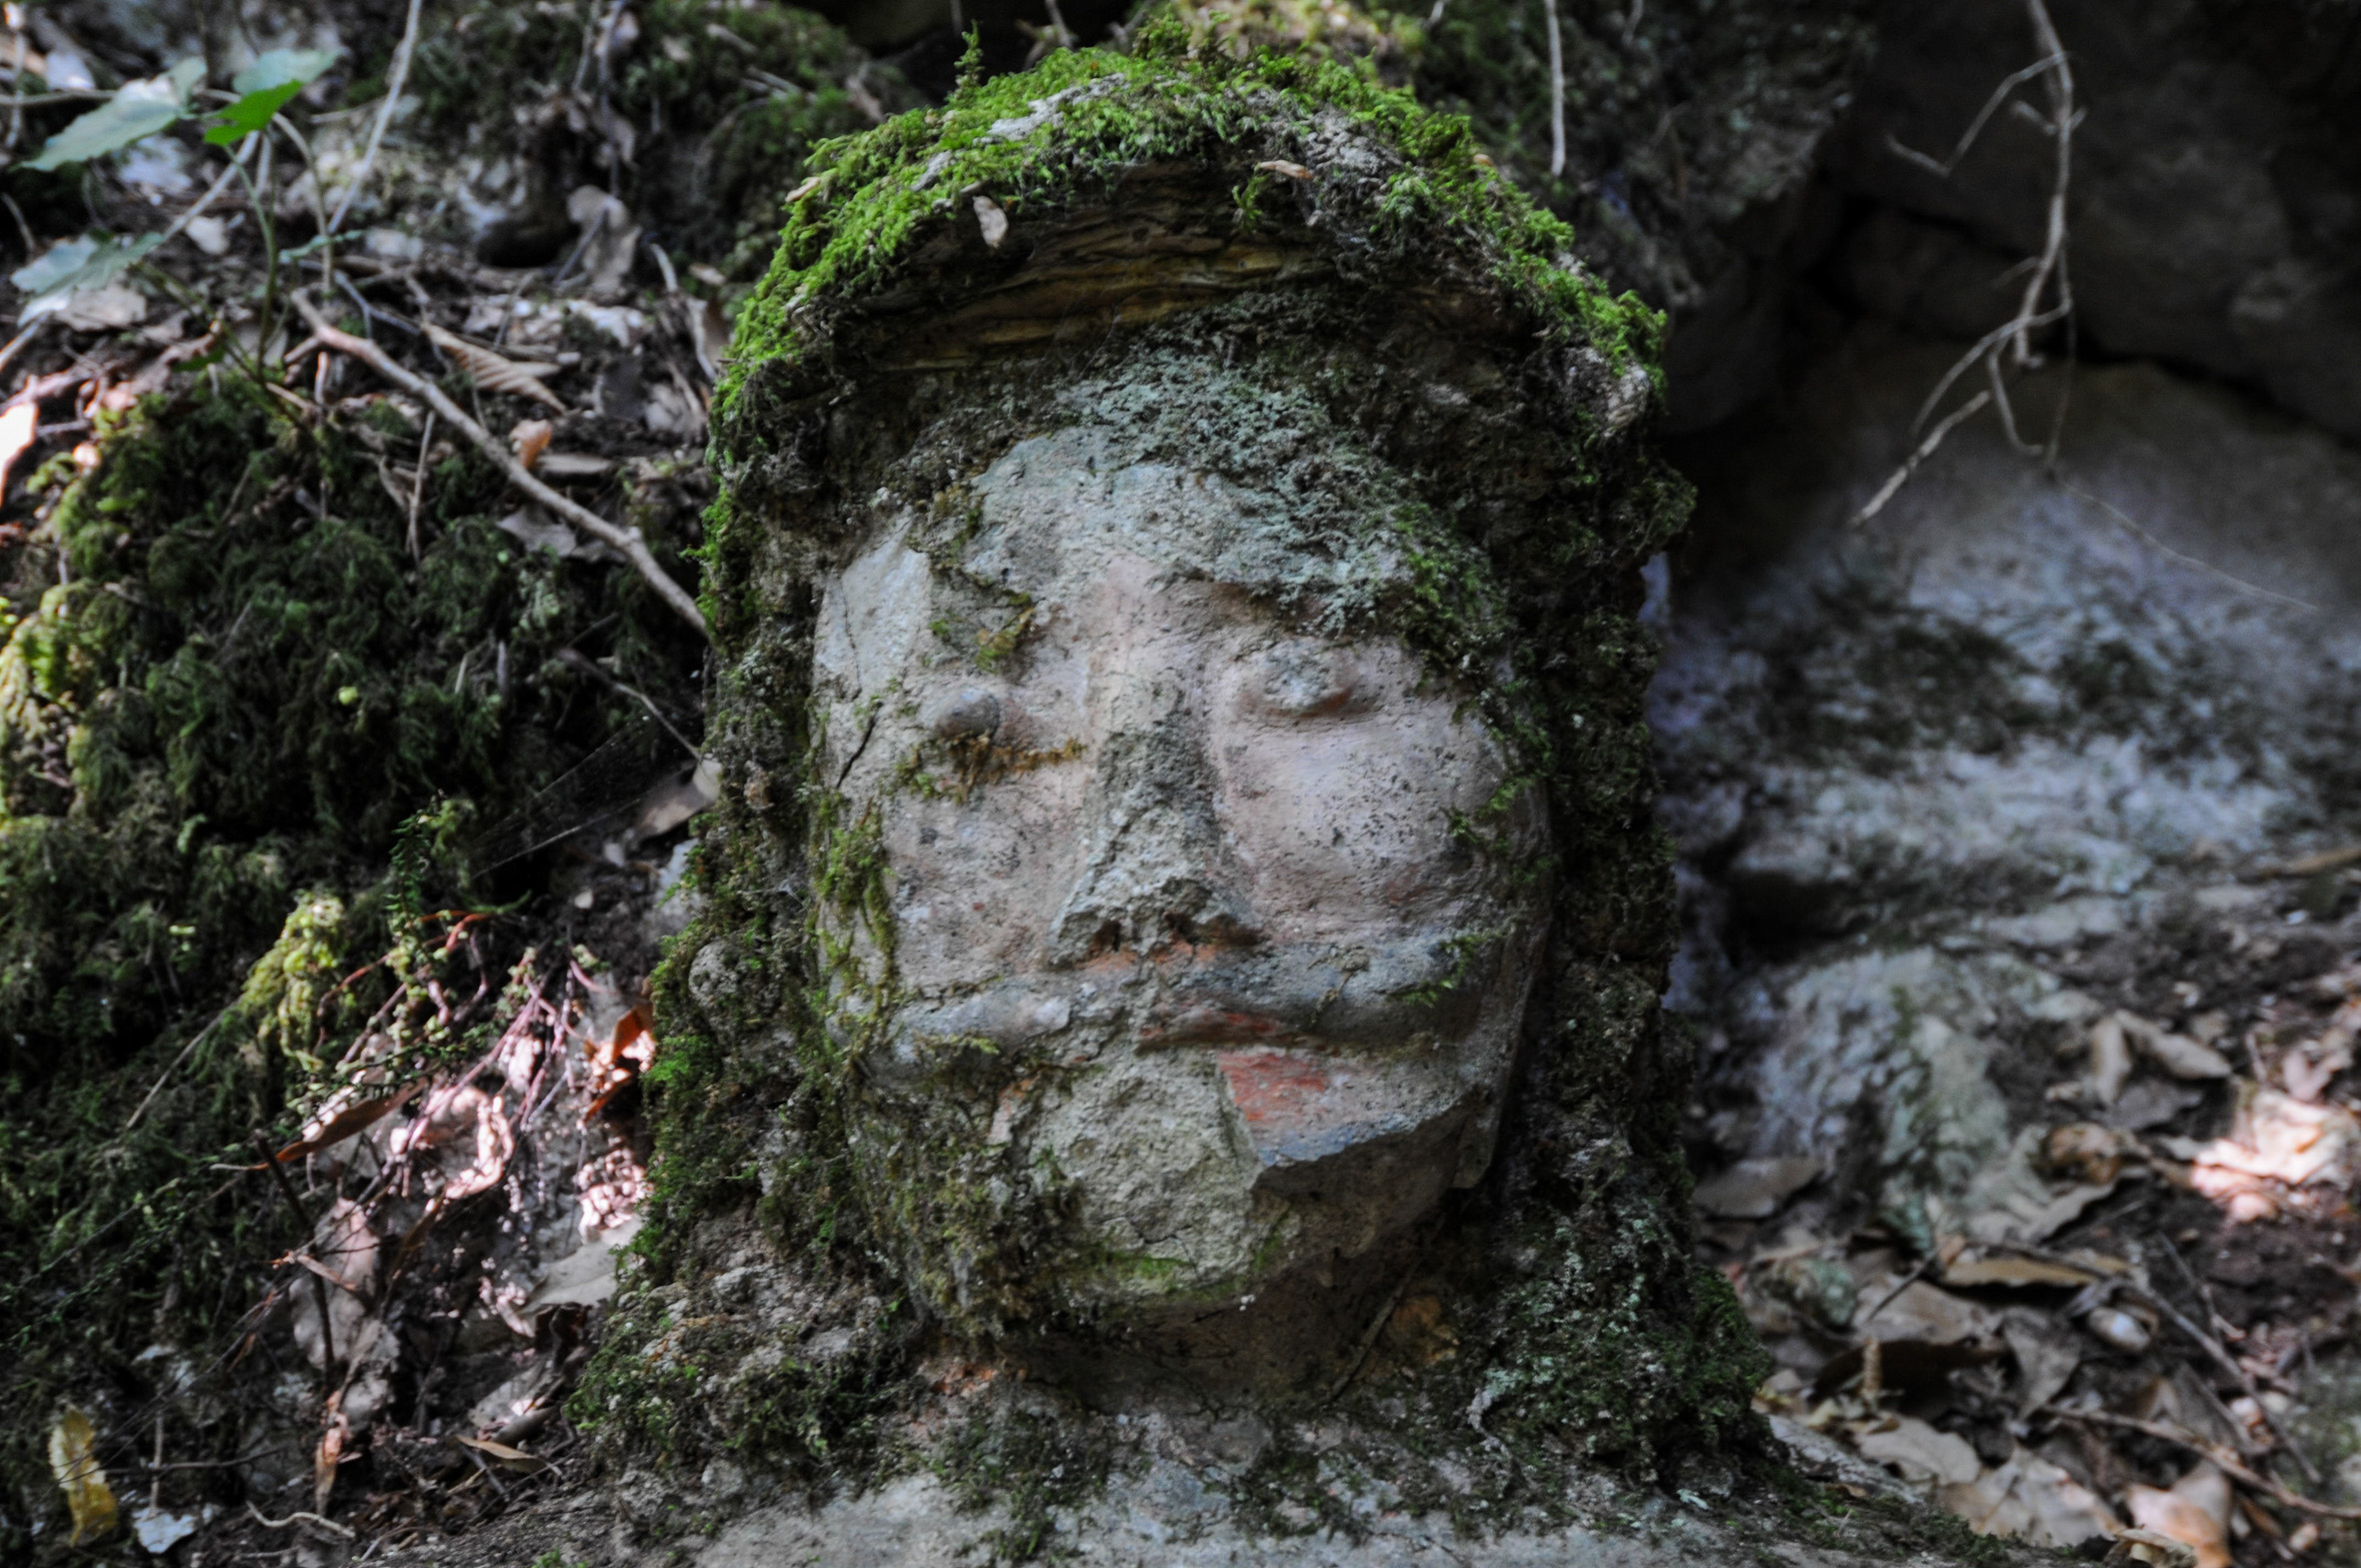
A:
[2058,478,2318,614]
[1542,0,1567,178]
[2045,1407,2361,1522]
[1856,0,2076,524]
[2006,1239,2322,1483]
[327,0,422,235]
[123,1002,237,1131]
[406,409,434,561]
[1850,389,1992,524]
[289,291,708,638]
[247,1502,356,1538]
[251,1133,336,1384]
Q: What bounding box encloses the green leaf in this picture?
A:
[231,48,339,96]
[26,86,186,171]
[203,80,303,145]
[9,234,165,310]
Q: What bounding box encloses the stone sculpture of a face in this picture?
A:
[811,423,1552,1325]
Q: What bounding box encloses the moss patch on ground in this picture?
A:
[0,364,699,1550]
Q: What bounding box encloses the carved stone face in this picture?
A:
[811,429,1550,1321]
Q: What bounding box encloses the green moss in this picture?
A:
[0,375,698,1548]
[715,33,1663,447]
[937,1403,1111,1565]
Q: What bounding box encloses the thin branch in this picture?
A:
[289,291,708,639]
[1542,0,1567,178]
[1851,389,1992,525]
[2058,478,2319,614]
[326,0,422,235]
[1884,52,2064,180]
[1858,0,2076,525]
[2045,1407,2361,1523]
[247,1502,355,1538]
[251,1132,336,1385]
[124,1002,238,1131]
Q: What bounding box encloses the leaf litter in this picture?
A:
[1709,881,2361,1562]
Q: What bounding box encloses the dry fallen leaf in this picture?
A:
[1693,1155,1823,1219]
[1999,1305,2082,1414]
[1854,1279,2001,1346]
[1851,1414,1981,1486]
[2089,1013,2134,1105]
[1944,1253,2098,1288]
[426,324,566,411]
[456,1435,551,1472]
[2117,1011,2233,1080]
[47,1407,117,1545]
[2125,1463,2231,1568]
[509,417,554,471]
[2111,1528,2201,1568]
[1962,1126,2119,1245]
[2042,1121,2139,1185]
[276,1084,417,1165]
[1936,1444,2119,1547]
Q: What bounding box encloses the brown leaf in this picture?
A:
[455,1435,549,1472]
[425,324,566,411]
[2126,1464,2231,1568]
[1851,1415,1980,1485]
[275,1085,416,1165]
[509,418,554,471]
[1943,1254,2097,1288]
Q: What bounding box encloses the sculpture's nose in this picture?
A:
[1047,672,1256,962]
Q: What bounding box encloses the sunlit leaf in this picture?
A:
[232,47,340,95]
[27,86,185,170]
[10,234,165,314]
[46,1408,118,1546]
[203,79,304,145]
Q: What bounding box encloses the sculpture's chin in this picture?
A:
[1027,1042,1504,1319]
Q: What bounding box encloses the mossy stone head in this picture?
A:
[698,40,1690,1358]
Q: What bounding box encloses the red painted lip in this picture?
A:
[1213,1047,1336,1130]
[1136,1002,1294,1046]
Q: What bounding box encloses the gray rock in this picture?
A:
[1657,323,2361,1210]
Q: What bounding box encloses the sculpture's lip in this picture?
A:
[1132,929,1510,1051]
[1135,1002,1296,1047]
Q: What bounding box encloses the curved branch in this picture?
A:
[290,291,709,640]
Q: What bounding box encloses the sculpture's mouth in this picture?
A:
[1133,930,1509,1052]
[851,928,1525,1094]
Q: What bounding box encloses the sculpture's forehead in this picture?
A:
[960,426,1410,609]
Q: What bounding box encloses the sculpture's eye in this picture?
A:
[1249,641,1367,719]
